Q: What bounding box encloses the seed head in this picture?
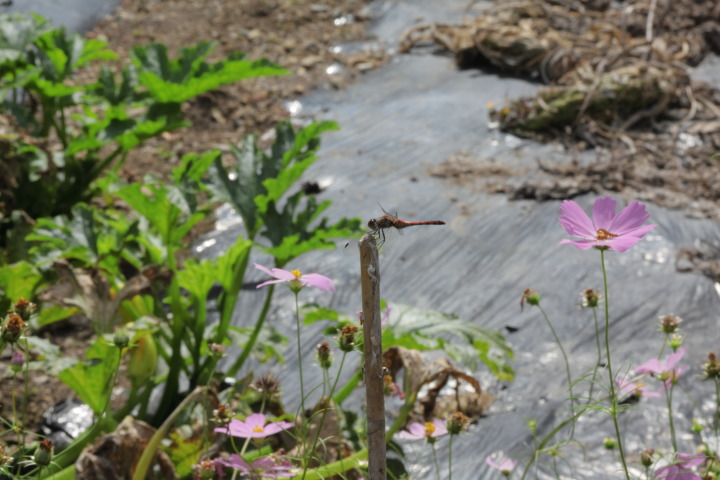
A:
[660,315,682,334]
[212,404,235,425]
[13,298,36,320]
[447,412,470,435]
[338,325,359,352]
[316,342,332,370]
[251,373,282,403]
[702,353,720,380]
[640,449,654,467]
[2,314,27,343]
[580,289,601,308]
[34,439,53,468]
[520,289,540,311]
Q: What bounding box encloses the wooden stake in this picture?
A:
[359,233,386,480]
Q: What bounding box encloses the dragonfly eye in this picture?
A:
[368,219,377,229]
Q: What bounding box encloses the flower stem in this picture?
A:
[537,304,575,435]
[714,378,720,437]
[665,385,678,453]
[587,306,602,404]
[600,249,630,480]
[301,352,348,480]
[431,442,441,480]
[448,435,454,480]
[293,292,307,459]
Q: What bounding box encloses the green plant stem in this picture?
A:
[293,292,308,465]
[228,283,275,376]
[714,378,720,437]
[332,367,362,405]
[587,307,602,404]
[431,442,441,480]
[133,387,207,480]
[665,385,678,453]
[599,249,630,480]
[301,351,348,480]
[537,304,575,435]
[448,435,454,480]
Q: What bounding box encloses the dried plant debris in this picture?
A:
[383,347,493,425]
[406,0,720,228]
[676,238,720,282]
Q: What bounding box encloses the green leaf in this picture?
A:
[165,431,204,478]
[25,336,76,376]
[37,304,79,327]
[382,302,515,381]
[59,338,120,414]
[132,42,287,103]
[0,261,42,307]
[228,325,287,364]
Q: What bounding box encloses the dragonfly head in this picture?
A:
[367,218,378,230]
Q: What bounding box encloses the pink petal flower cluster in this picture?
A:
[635,346,687,389]
[396,419,448,441]
[214,413,293,439]
[255,264,335,292]
[216,453,293,479]
[654,452,706,480]
[486,453,517,475]
[558,196,655,252]
[615,377,660,400]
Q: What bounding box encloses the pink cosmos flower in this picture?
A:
[654,452,706,480]
[615,377,660,399]
[214,413,293,439]
[216,454,293,479]
[558,196,655,252]
[254,264,335,292]
[635,346,687,389]
[396,419,448,441]
[486,453,517,475]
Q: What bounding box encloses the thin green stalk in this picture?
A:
[714,378,720,437]
[228,283,275,376]
[294,292,306,429]
[587,307,601,404]
[537,304,575,435]
[332,367,362,405]
[599,249,630,480]
[519,409,586,480]
[665,385,678,453]
[431,442,441,480]
[448,434,454,480]
[301,352,348,480]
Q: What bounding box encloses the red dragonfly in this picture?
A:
[367,205,446,246]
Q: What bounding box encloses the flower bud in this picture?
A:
[669,334,684,351]
[520,289,540,311]
[338,325,359,352]
[10,353,24,373]
[447,412,470,435]
[209,343,225,357]
[702,352,720,380]
[603,437,617,450]
[113,332,129,349]
[691,418,704,434]
[13,298,36,321]
[640,448,654,467]
[580,289,601,308]
[193,459,216,480]
[2,314,27,344]
[660,315,682,334]
[316,342,332,370]
[34,439,53,468]
[128,330,157,389]
[527,419,537,435]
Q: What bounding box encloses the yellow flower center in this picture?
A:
[291,269,302,279]
[596,229,618,240]
[253,425,264,433]
[424,422,436,436]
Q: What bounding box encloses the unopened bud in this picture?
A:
[316,342,332,370]
[447,412,470,435]
[338,325,359,352]
[603,437,617,450]
[10,353,24,373]
[13,298,36,321]
[2,314,27,343]
[580,289,600,308]
[640,449,654,467]
[128,331,157,388]
[520,289,540,311]
[113,332,129,349]
[669,334,684,351]
[34,439,53,468]
[660,315,682,334]
[210,343,225,357]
